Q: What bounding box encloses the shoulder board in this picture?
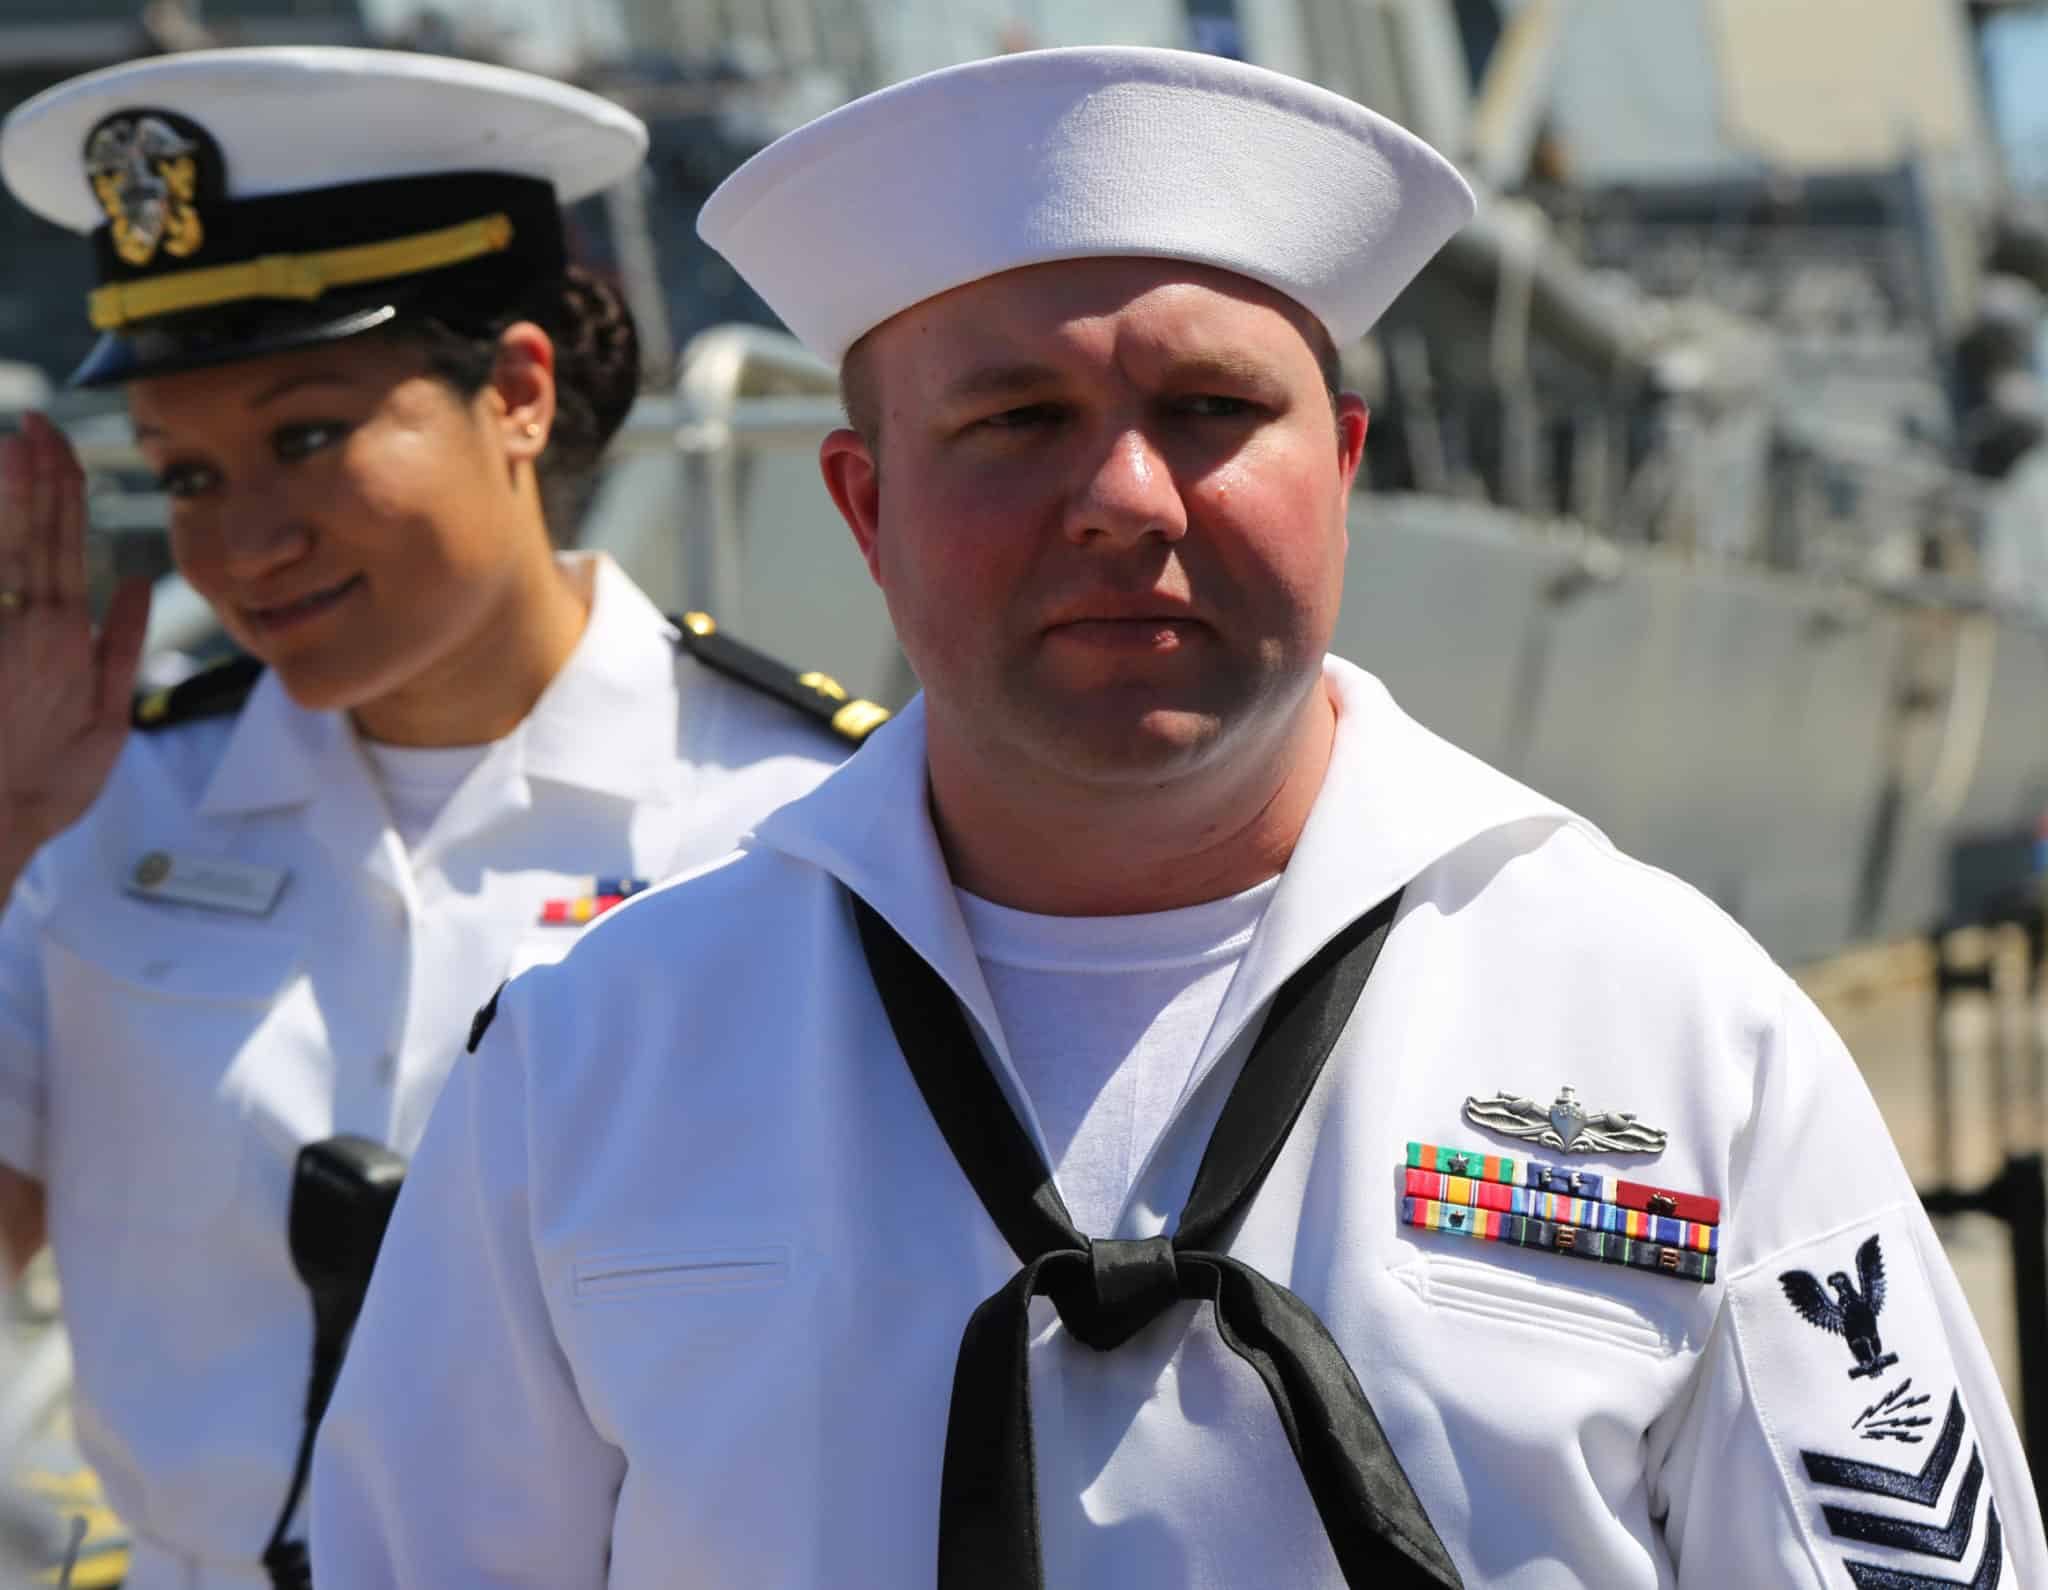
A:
[671,612,891,746]
[132,655,264,732]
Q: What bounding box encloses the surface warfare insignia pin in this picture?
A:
[83,109,223,269]
[1781,1233,1899,1381]
[1462,1085,1670,1155]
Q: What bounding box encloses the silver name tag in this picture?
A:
[124,849,288,917]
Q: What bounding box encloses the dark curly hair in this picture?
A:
[397,264,642,541]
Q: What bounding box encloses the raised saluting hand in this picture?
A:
[0,413,151,879]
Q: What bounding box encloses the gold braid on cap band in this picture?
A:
[87,213,516,331]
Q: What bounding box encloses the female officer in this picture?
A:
[0,46,881,1589]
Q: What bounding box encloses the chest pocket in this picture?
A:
[42,914,306,1234]
[554,1238,805,1450]
[1394,1250,1675,1359]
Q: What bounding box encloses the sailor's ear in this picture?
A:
[821,427,883,585]
[1335,392,1368,485]
[486,321,557,465]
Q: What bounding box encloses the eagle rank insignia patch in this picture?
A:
[1730,1209,2006,1586]
[1782,1234,1898,1381]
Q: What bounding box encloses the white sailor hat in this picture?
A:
[0,47,647,387]
[698,45,1475,365]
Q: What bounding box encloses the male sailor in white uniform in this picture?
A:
[311,46,2046,1588]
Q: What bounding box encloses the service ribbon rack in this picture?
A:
[1400,1140,1720,1285]
[537,876,652,926]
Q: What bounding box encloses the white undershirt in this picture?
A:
[955,876,1280,1237]
[359,739,495,854]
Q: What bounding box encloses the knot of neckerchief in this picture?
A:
[849,887,1462,1590]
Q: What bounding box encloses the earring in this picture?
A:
[523,422,542,437]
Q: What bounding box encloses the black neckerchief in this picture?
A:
[850,887,1462,1588]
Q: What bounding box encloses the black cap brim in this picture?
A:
[68,295,404,388]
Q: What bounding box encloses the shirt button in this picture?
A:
[375,1052,399,1086]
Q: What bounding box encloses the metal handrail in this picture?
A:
[666,324,840,620]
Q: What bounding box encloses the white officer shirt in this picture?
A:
[311,656,2047,1588]
[0,553,852,1590]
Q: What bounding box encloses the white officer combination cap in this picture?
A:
[698,45,1476,364]
[0,47,647,386]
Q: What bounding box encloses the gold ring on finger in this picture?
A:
[0,590,27,612]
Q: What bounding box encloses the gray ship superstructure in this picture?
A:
[12,0,2048,963]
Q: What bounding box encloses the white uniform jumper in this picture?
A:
[313,657,2046,1588]
[0,554,852,1590]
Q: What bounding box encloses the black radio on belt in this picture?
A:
[263,1134,408,1590]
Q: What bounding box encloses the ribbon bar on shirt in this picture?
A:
[1406,1140,1721,1225]
[1403,1195,1718,1284]
[1402,1167,1717,1253]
